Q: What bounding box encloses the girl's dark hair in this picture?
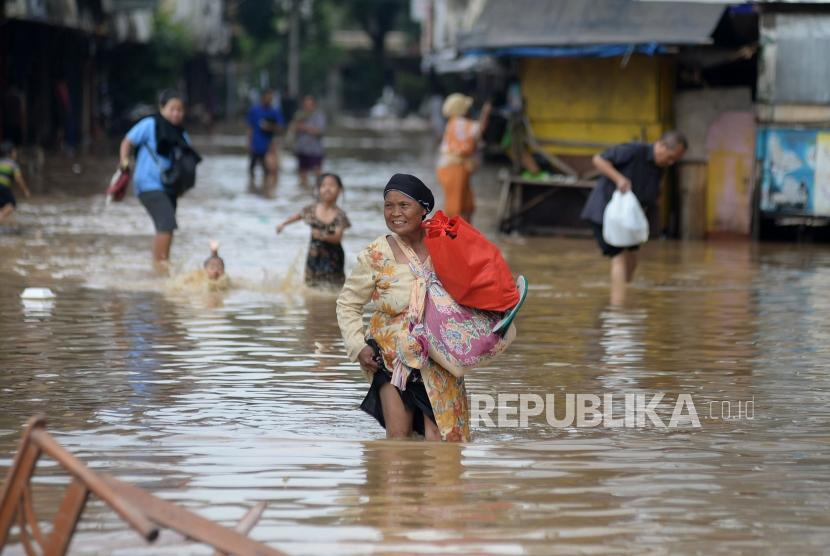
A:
[158,89,184,107]
[317,173,343,190]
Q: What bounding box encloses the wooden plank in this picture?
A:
[29,429,158,542]
[16,502,38,556]
[44,478,89,556]
[212,502,268,556]
[499,176,595,231]
[22,485,46,549]
[0,416,45,548]
[232,502,267,535]
[103,477,285,556]
[536,150,579,177]
[519,226,593,238]
[509,177,596,189]
[756,103,830,124]
[500,176,595,235]
[512,188,558,219]
[496,174,512,226]
[520,115,579,176]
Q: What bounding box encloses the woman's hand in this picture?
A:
[357,346,379,373]
[275,223,284,234]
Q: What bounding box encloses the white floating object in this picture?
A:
[20,287,56,300]
[22,299,55,317]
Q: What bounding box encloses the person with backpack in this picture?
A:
[118,89,201,269]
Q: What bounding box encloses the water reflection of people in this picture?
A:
[355,441,465,532]
[118,89,193,269]
[302,293,345,372]
[109,293,193,414]
[336,174,470,442]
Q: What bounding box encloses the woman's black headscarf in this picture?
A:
[383,173,434,214]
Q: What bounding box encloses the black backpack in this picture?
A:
[162,144,201,196]
[147,144,202,197]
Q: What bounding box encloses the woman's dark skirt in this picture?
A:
[361,369,436,436]
[305,239,345,287]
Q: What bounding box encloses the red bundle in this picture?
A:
[106,169,130,202]
[423,211,519,312]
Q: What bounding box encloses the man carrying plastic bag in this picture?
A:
[602,190,649,249]
[580,131,687,295]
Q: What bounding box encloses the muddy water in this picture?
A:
[2,129,830,554]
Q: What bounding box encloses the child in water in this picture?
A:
[172,240,229,292]
[0,141,32,224]
[276,173,350,288]
[203,240,225,281]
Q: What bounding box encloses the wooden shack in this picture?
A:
[459,0,727,235]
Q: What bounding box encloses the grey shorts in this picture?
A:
[139,190,178,233]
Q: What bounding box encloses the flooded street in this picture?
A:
[2,128,830,554]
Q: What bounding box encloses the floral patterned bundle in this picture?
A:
[422,278,516,377]
[398,259,515,380]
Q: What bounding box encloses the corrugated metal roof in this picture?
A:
[759,13,830,105]
[105,0,158,11]
[459,0,728,50]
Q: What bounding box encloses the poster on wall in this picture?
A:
[759,128,830,216]
[814,133,830,215]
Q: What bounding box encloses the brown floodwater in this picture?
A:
[1,128,830,555]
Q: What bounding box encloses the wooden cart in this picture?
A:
[497,173,597,235]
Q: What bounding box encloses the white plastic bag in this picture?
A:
[602,191,649,247]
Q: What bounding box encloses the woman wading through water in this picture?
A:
[119,89,199,270]
[337,174,470,442]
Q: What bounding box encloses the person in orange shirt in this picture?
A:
[435,94,491,221]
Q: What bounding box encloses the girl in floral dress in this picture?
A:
[277,173,350,288]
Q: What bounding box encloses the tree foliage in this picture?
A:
[231,0,342,97]
[107,8,195,124]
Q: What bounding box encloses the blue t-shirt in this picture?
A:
[126,117,191,195]
[247,105,285,155]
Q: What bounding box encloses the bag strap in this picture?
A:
[143,143,163,170]
[388,235,429,271]
[387,234,430,392]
